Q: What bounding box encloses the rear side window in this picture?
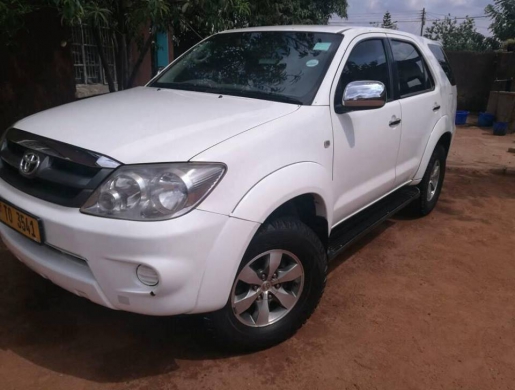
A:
[340,39,390,98]
[428,44,456,86]
[390,40,434,97]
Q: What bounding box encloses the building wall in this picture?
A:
[494,52,515,92]
[445,51,497,112]
[446,51,515,112]
[0,9,76,131]
[131,30,174,87]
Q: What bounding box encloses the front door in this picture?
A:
[330,35,402,225]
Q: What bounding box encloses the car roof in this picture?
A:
[220,25,439,45]
[220,25,349,34]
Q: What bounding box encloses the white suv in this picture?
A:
[0,26,456,349]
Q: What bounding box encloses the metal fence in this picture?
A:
[71,24,116,85]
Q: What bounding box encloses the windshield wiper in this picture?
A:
[210,88,303,105]
[152,82,211,92]
[239,91,304,105]
[152,82,303,105]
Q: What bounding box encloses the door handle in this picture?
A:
[433,104,441,111]
[389,118,401,127]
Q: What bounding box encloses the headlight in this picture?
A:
[80,163,226,220]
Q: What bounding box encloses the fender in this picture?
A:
[191,162,333,313]
[412,115,454,184]
[231,162,334,228]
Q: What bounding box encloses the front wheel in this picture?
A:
[205,217,327,351]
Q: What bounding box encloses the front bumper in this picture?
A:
[0,180,259,315]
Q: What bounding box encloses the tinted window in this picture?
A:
[151,32,343,105]
[428,44,456,86]
[391,40,434,97]
[340,39,390,96]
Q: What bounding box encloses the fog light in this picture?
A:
[136,265,159,286]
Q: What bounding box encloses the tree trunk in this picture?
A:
[121,33,129,88]
[126,31,154,89]
[115,31,127,90]
[114,0,128,90]
[92,27,116,92]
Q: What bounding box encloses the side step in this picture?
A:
[327,186,421,260]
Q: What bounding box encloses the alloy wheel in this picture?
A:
[231,250,305,327]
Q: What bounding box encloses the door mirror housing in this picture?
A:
[337,81,386,114]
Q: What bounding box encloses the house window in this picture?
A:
[71,24,116,85]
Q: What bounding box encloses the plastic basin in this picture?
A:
[478,112,495,127]
[493,122,508,136]
[455,111,469,125]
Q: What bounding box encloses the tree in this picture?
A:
[485,0,515,42]
[381,11,397,30]
[1,0,348,91]
[176,0,348,44]
[424,15,500,51]
[243,0,347,26]
[0,0,38,46]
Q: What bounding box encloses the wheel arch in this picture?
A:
[413,115,454,182]
[230,162,334,231]
[192,162,333,314]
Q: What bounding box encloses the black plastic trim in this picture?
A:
[0,129,118,208]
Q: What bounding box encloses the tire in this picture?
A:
[412,144,447,216]
[205,217,327,351]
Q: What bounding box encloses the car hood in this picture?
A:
[13,87,299,164]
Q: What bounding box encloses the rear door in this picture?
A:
[386,36,443,186]
[427,43,458,121]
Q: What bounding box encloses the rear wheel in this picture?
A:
[413,144,447,216]
[205,217,327,351]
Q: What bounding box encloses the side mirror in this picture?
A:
[338,81,386,113]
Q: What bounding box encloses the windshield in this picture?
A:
[150,31,343,105]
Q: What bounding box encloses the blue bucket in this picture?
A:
[478,112,495,127]
[455,111,469,125]
[493,122,508,136]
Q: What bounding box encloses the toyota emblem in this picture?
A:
[19,152,41,177]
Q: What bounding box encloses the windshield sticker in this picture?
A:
[313,42,332,51]
[306,59,319,67]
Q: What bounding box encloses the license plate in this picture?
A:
[0,200,43,244]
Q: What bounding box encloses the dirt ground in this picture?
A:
[1,126,514,390]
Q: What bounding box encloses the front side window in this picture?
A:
[340,39,390,97]
[428,44,456,86]
[150,31,343,105]
[391,40,434,97]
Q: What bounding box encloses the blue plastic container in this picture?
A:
[455,111,469,125]
[478,112,495,127]
[493,122,508,136]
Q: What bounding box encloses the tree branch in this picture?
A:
[91,26,116,92]
[126,31,155,89]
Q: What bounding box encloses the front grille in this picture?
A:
[0,129,121,207]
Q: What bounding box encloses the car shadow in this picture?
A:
[0,247,243,383]
[328,220,395,273]
[0,216,396,384]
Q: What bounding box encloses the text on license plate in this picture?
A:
[0,201,42,243]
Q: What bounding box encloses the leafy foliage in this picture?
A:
[424,15,500,52]
[381,11,397,30]
[176,0,347,38]
[485,0,515,42]
[0,0,38,45]
[1,0,348,90]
